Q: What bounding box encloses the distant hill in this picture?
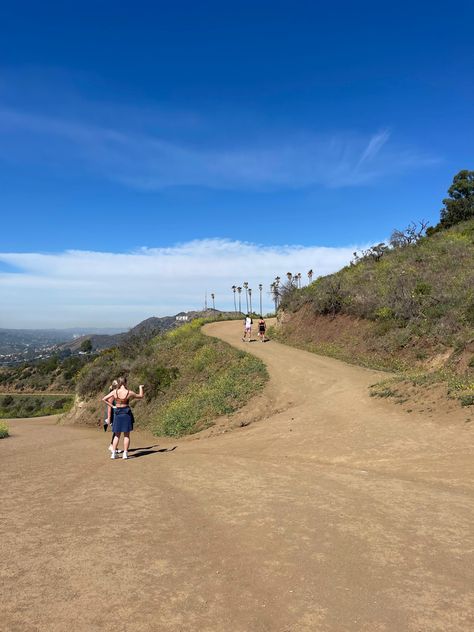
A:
[0,309,240,392]
[0,327,124,352]
[57,309,238,352]
[0,326,126,365]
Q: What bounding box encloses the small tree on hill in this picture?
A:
[80,339,93,353]
[390,220,429,248]
[439,169,474,229]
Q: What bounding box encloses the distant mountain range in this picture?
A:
[0,327,125,357]
[0,310,240,366]
[57,309,233,352]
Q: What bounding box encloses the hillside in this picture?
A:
[273,219,474,409]
[58,309,237,352]
[0,309,240,395]
[67,318,268,437]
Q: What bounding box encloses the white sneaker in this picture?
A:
[122,451,128,460]
[110,451,117,459]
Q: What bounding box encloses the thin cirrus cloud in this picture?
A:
[0,106,439,190]
[0,239,365,328]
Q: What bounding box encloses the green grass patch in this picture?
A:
[369,368,474,407]
[0,393,74,418]
[271,326,407,372]
[156,353,267,436]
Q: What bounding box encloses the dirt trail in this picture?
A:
[1,320,474,632]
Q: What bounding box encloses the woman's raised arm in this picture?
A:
[129,385,145,400]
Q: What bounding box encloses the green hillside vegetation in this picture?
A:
[0,354,90,393]
[274,217,474,408]
[72,318,268,437]
[0,393,74,419]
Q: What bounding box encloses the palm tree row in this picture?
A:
[231,282,260,315]
[231,270,314,316]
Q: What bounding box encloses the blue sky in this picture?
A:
[0,1,473,326]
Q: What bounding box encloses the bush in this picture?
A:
[76,350,123,397]
[135,365,179,396]
[0,421,9,438]
[2,395,13,407]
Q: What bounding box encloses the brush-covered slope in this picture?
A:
[70,319,268,437]
[275,220,474,406]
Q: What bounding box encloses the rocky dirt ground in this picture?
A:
[1,319,474,631]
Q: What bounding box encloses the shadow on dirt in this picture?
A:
[129,445,177,459]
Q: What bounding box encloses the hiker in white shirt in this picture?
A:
[242,314,253,342]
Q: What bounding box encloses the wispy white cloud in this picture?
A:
[0,105,439,191]
[0,239,365,327]
[357,129,391,166]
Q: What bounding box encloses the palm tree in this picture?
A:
[211,293,215,310]
[237,286,242,313]
[271,282,278,312]
[243,281,249,312]
[231,285,237,312]
[248,288,253,315]
[258,283,263,316]
[307,269,313,284]
[274,277,281,310]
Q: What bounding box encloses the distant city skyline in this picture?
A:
[1,1,473,325]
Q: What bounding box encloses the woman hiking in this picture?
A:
[104,379,121,454]
[102,377,144,460]
[258,317,266,342]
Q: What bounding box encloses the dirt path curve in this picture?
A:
[2,320,474,632]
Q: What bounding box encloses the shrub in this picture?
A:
[76,350,123,397]
[460,394,474,406]
[135,365,179,397]
[375,306,395,320]
[0,421,9,438]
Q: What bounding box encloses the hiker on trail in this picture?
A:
[102,377,144,460]
[242,314,253,342]
[258,317,266,342]
[104,380,122,455]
